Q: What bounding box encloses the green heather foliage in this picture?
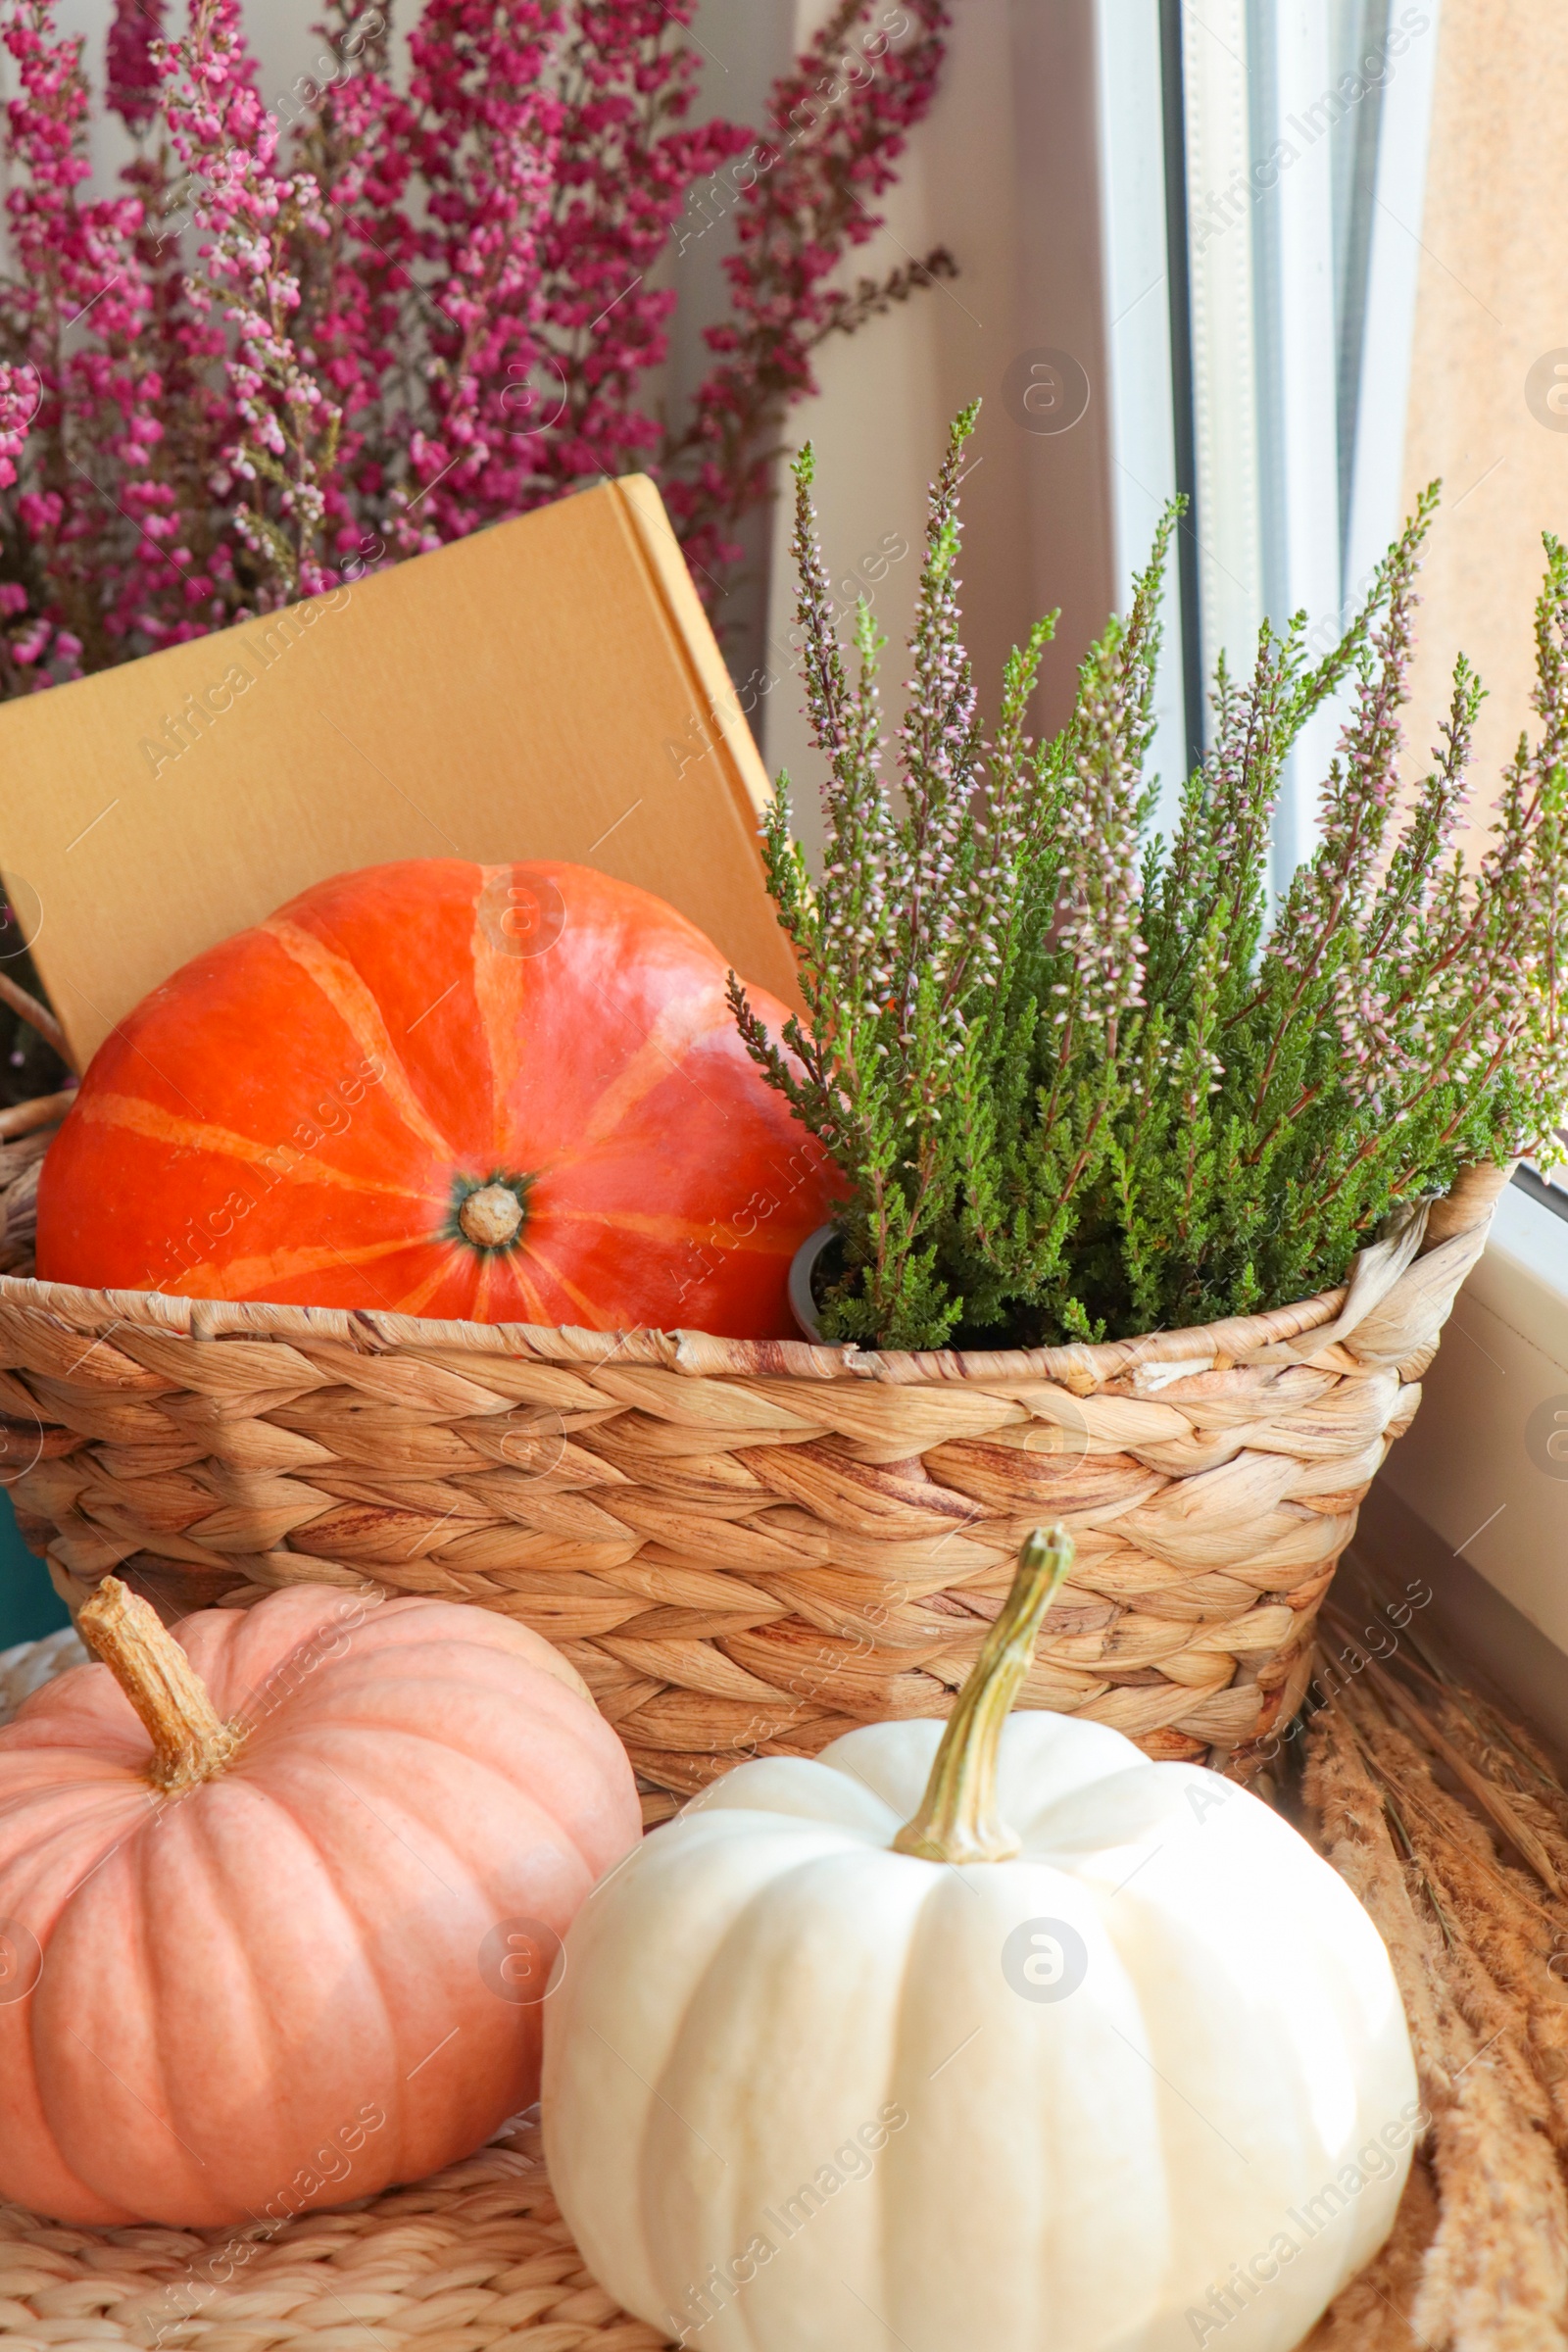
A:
[729,406,1568,1351]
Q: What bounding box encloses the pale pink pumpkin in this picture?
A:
[0,1579,640,2226]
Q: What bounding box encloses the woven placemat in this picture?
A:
[6,1587,1562,2352]
[0,2121,662,2352]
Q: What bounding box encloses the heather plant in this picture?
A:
[731,406,1568,1350]
[0,0,952,690]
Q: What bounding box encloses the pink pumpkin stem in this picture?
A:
[77,1576,243,1792]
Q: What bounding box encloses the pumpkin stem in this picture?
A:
[77,1577,243,1793]
[892,1526,1073,1866]
[459,1183,525,1249]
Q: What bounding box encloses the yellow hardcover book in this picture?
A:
[0,474,793,1068]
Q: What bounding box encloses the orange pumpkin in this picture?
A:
[0,1578,641,2227]
[36,859,836,1333]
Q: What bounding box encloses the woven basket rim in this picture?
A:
[1,1162,1506,1390]
[0,1264,1357,1386]
[2,1170,1509,1786]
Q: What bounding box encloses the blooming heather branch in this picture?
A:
[385,0,560,554]
[0,366,38,492]
[533,3,750,500]
[157,0,342,603]
[288,2,414,574]
[0,0,157,677]
[736,412,1568,1349]
[662,0,953,585]
[0,0,953,676]
[890,401,984,1038]
[107,0,163,129]
[1266,487,1439,995]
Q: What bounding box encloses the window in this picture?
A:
[1161,0,1440,876]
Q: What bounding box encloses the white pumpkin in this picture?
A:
[544,1532,1419,2352]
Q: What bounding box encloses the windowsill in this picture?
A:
[1361,1174,1568,1741]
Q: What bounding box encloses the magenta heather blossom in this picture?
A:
[0,0,952,691]
[1,0,159,682]
[663,0,954,585]
[0,365,38,489]
[158,0,345,599]
[107,0,164,130]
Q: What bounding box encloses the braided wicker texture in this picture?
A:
[0,1164,1507,1801]
[0,1122,57,1279]
[0,2123,661,2352]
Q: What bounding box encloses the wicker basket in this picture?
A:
[0,1094,67,1276]
[0,1161,1508,1807]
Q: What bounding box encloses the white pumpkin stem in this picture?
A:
[78,1576,243,1793]
[893,1526,1074,1866]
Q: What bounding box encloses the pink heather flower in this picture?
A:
[107,0,164,131]
[663,0,952,584]
[0,363,39,488]
[0,0,951,668]
[153,0,350,600]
